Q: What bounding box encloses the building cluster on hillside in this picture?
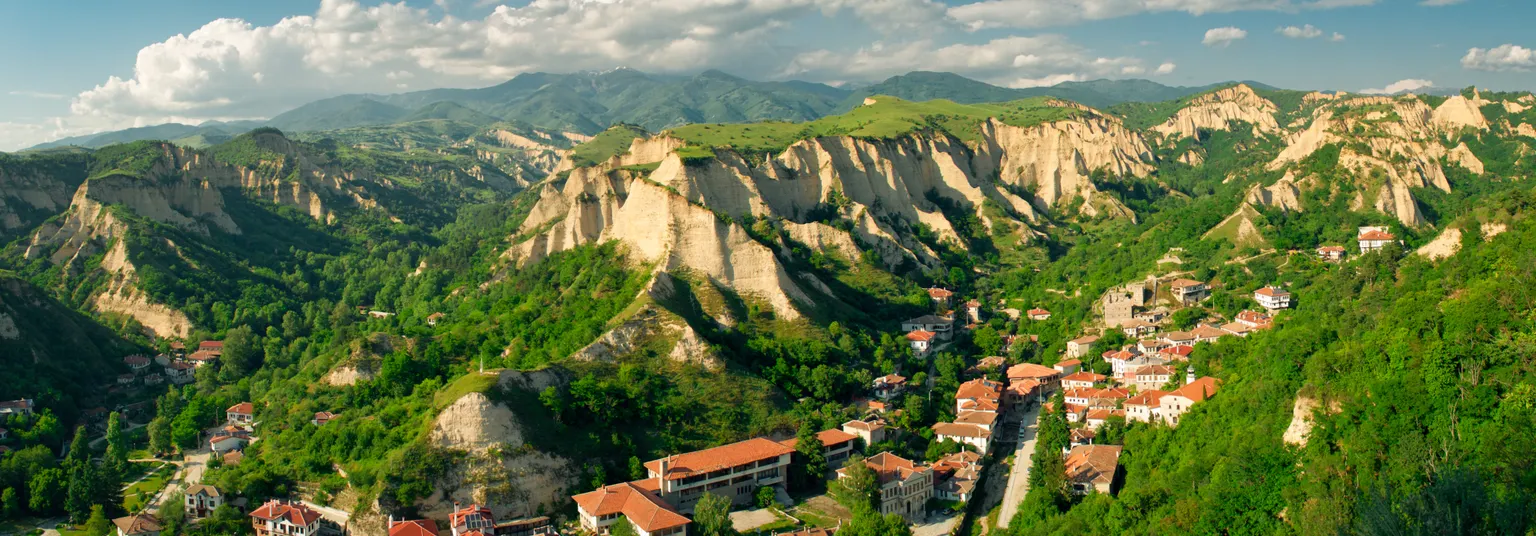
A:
[382,504,556,536]
[898,287,990,357]
[117,340,225,391]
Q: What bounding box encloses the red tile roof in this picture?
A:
[1061,372,1106,384]
[927,288,954,299]
[1169,278,1204,289]
[250,500,322,527]
[1169,377,1222,402]
[1006,363,1058,380]
[1068,335,1100,345]
[1159,345,1194,358]
[572,481,690,533]
[113,514,163,535]
[1055,359,1082,368]
[955,379,1004,401]
[390,519,440,536]
[1134,365,1176,376]
[1359,229,1395,240]
[188,350,219,361]
[780,429,858,450]
[1317,245,1346,253]
[1125,390,1168,407]
[1027,308,1050,316]
[123,355,150,366]
[643,437,794,480]
[858,452,929,484]
[906,330,938,342]
[932,422,991,439]
[1065,445,1122,486]
[954,411,998,427]
[1254,286,1290,297]
[227,402,254,415]
[451,505,492,528]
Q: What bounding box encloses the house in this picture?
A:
[388,518,440,536]
[227,402,255,425]
[169,341,186,356]
[249,500,341,536]
[872,374,907,401]
[970,356,1006,375]
[495,517,555,536]
[209,435,247,454]
[312,412,338,426]
[143,373,165,386]
[931,451,982,502]
[954,410,998,432]
[1053,359,1083,375]
[954,379,1003,414]
[1161,376,1223,426]
[118,374,137,386]
[900,315,953,340]
[927,287,954,306]
[1102,348,1144,379]
[1026,308,1051,321]
[643,437,795,512]
[1358,226,1397,253]
[906,330,938,356]
[113,514,163,536]
[450,504,495,536]
[1235,310,1273,329]
[1254,286,1292,310]
[1060,372,1106,389]
[1084,409,1125,429]
[223,451,244,466]
[1065,445,1122,495]
[426,313,446,327]
[965,300,982,323]
[0,399,36,417]
[1190,324,1229,344]
[933,422,992,453]
[779,429,859,470]
[1317,245,1347,262]
[1157,345,1194,362]
[198,341,224,356]
[185,485,223,518]
[573,481,689,536]
[1007,363,1060,385]
[1132,365,1176,391]
[1135,338,1170,354]
[187,351,219,366]
[1063,388,1129,410]
[1159,330,1195,347]
[1220,322,1255,337]
[165,362,196,384]
[1124,391,1168,423]
[1118,319,1158,338]
[839,452,932,523]
[124,355,151,371]
[1069,428,1096,448]
[1065,336,1099,359]
[841,419,889,446]
[1168,279,1210,305]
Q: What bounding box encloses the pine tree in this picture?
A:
[65,464,95,523]
[65,426,89,468]
[83,504,111,536]
[792,423,827,490]
[1,487,19,519]
[105,412,127,470]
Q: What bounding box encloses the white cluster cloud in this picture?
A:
[1360,79,1434,94]
[950,0,1376,30]
[1461,44,1535,72]
[1277,24,1345,41]
[784,35,1168,89]
[1203,27,1248,47]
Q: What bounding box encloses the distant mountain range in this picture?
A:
[24,69,1285,152]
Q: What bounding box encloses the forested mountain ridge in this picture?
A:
[1,79,1534,536]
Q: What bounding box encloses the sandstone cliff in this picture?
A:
[1152,85,1281,140]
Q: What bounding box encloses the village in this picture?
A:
[5,229,1398,536]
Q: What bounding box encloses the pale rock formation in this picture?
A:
[1431,95,1489,131]
[1203,203,1267,248]
[1416,227,1463,260]
[1515,123,1536,139]
[1179,150,1204,166]
[1447,142,1485,175]
[1152,85,1281,140]
[0,166,79,236]
[668,325,723,371]
[423,390,574,524]
[511,113,1155,318]
[431,392,525,452]
[1245,174,1304,212]
[1283,395,1322,447]
[1506,101,1531,114]
[1302,91,1341,104]
[1483,222,1508,238]
[1269,111,1340,169]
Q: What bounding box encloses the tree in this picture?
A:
[692,492,737,536]
[28,468,65,513]
[65,426,89,468]
[627,456,646,481]
[105,412,127,472]
[84,505,111,536]
[539,387,566,423]
[220,325,261,377]
[161,491,186,535]
[973,326,1003,356]
[841,505,910,536]
[1,487,18,519]
[147,417,171,455]
[924,438,963,462]
[831,455,880,512]
[756,486,776,508]
[791,424,827,491]
[65,464,96,522]
[610,515,638,536]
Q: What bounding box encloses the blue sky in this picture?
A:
[1,0,1532,150]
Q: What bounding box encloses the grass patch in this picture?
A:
[432,371,501,409]
[666,96,1082,160]
[122,463,175,512]
[570,124,648,167]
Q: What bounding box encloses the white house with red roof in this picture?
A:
[965,300,982,323]
[872,374,907,401]
[1235,310,1273,329]
[900,315,954,340]
[954,378,1003,414]
[573,482,690,536]
[123,355,151,371]
[1168,278,1209,305]
[1317,245,1347,262]
[779,428,859,469]
[198,340,224,356]
[1053,359,1083,375]
[1026,308,1051,321]
[227,402,255,425]
[249,500,339,536]
[926,287,954,306]
[1132,365,1176,391]
[906,330,938,356]
[388,518,440,536]
[643,437,795,512]
[1124,390,1168,423]
[841,419,889,446]
[838,452,932,523]
[1060,372,1105,389]
[1358,227,1397,253]
[1254,286,1292,310]
[1161,375,1223,426]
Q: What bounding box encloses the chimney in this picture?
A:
[1186,365,1196,385]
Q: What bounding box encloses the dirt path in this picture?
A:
[146,450,209,514]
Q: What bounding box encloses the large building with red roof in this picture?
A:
[837,452,932,523]
[573,481,690,536]
[1161,376,1222,426]
[250,500,339,536]
[642,437,795,513]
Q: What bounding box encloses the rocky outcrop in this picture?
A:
[1246,173,1304,212]
[1203,203,1268,248]
[0,164,81,238]
[1447,142,1485,175]
[1431,95,1489,131]
[422,390,575,525]
[1416,227,1462,260]
[1152,85,1281,140]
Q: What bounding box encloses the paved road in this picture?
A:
[146,450,210,514]
[996,404,1042,529]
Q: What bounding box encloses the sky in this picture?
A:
[1,0,1533,151]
